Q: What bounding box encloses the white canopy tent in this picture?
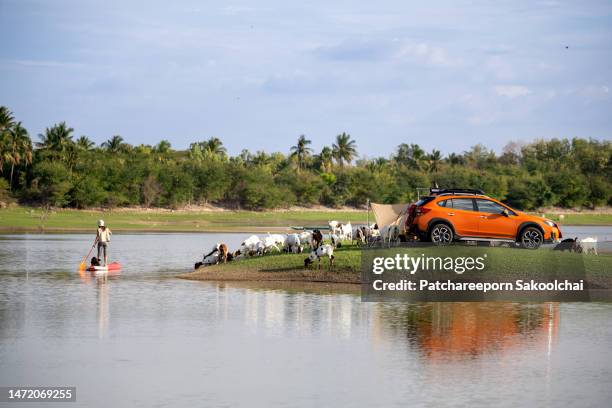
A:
[370,202,411,232]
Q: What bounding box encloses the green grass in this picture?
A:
[228,244,362,272]
[544,213,612,226]
[0,206,610,233]
[0,206,369,232]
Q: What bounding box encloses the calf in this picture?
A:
[304,244,335,270]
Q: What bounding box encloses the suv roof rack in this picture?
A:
[429,188,487,196]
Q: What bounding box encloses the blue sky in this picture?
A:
[1,0,611,157]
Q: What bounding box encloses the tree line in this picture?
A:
[1,106,610,210]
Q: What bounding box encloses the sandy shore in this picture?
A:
[178,264,361,284]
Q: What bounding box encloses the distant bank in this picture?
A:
[0,205,611,233]
[0,205,368,233]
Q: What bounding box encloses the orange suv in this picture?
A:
[407,189,562,249]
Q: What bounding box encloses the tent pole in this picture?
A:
[366,198,369,227]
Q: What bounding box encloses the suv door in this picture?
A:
[475,199,517,238]
[445,198,479,237]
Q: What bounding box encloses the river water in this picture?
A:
[1,229,611,407]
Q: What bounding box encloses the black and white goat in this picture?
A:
[304,244,335,270]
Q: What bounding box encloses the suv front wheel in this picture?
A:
[430,223,454,246]
[520,227,543,249]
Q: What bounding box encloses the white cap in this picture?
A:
[98,219,105,227]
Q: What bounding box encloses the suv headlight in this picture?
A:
[544,220,556,227]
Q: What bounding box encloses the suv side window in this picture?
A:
[437,199,449,207]
[476,199,506,214]
[451,198,475,211]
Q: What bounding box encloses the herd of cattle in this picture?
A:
[194,221,380,271]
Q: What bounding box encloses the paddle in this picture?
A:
[78,239,97,271]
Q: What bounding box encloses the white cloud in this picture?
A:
[396,42,460,67]
[494,85,532,98]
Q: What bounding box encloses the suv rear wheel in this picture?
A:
[520,227,543,249]
[430,223,454,245]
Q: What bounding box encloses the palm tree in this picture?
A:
[446,153,464,166]
[332,132,357,167]
[252,151,271,167]
[290,135,312,170]
[318,146,333,172]
[102,135,124,153]
[188,142,205,161]
[394,143,426,170]
[205,137,226,156]
[0,106,14,132]
[0,107,15,170]
[427,149,442,173]
[76,136,95,150]
[37,122,75,155]
[5,122,32,189]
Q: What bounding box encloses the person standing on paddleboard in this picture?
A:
[95,220,112,266]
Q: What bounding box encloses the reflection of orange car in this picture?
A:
[408,189,562,249]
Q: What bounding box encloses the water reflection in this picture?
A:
[375,302,559,362]
[97,277,109,338]
[218,282,559,363]
[213,283,376,338]
[77,269,121,338]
